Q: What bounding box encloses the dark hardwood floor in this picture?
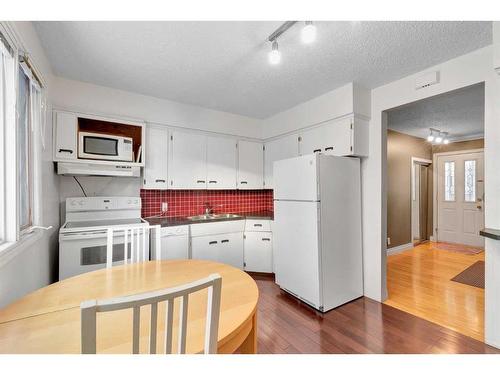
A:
[250,273,500,354]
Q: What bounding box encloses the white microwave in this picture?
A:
[78,132,134,162]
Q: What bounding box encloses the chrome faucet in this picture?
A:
[204,202,223,215]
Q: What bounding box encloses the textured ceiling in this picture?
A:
[34,21,492,119]
[387,83,484,141]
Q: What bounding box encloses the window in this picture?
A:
[1,26,44,247]
[18,65,33,232]
[464,160,476,202]
[444,161,455,201]
[0,31,15,244]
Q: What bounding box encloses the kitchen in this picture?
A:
[2,9,500,369]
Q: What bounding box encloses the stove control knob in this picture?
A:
[79,200,84,206]
[70,200,76,206]
[127,199,132,204]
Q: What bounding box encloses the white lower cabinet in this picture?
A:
[191,233,244,269]
[243,232,273,273]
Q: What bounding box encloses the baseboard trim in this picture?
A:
[387,242,413,255]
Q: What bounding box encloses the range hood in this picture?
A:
[57,162,141,177]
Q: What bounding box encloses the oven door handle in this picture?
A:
[60,231,109,240]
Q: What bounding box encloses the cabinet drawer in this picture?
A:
[245,219,271,232]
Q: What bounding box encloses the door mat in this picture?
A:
[431,242,484,255]
[451,261,485,289]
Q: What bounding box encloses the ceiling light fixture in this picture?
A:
[301,21,317,44]
[427,128,450,144]
[427,129,435,142]
[435,133,443,143]
[268,40,281,65]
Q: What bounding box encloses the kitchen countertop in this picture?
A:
[145,210,274,227]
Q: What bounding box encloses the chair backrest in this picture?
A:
[106,224,162,268]
[81,273,222,354]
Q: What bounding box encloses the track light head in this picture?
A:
[301,21,317,44]
[268,40,281,65]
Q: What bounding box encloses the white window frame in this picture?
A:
[0,23,46,255]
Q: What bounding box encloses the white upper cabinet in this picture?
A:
[142,126,168,189]
[54,112,78,160]
[299,116,368,157]
[264,134,299,189]
[298,126,324,156]
[170,131,207,189]
[237,140,264,189]
[206,136,237,189]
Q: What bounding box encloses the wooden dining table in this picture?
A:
[0,259,259,354]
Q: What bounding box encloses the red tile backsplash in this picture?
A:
[140,189,274,218]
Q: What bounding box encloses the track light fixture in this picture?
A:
[427,128,449,144]
[267,21,318,65]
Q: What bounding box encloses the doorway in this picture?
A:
[411,158,431,246]
[384,83,486,341]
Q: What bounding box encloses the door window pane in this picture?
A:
[444,161,455,201]
[464,160,476,202]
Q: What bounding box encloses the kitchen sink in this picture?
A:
[187,213,241,221]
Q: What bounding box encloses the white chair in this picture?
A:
[106,224,162,268]
[81,273,222,354]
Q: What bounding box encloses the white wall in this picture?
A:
[52,76,262,139]
[261,82,371,139]
[366,44,500,347]
[0,22,59,308]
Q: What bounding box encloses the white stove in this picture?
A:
[59,196,148,280]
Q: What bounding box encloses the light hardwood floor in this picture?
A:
[385,241,485,341]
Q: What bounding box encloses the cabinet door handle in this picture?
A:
[253,224,263,227]
[221,239,229,243]
[209,180,217,184]
[261,238,271,241]
[240,181,248,184]
[155,179,166,183]
[197,180,206,184]
[58,148,74,154]
[313,149,321,153]
[325,147,333,151]
[209,241,218,245]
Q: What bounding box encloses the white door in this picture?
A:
[218,232,244,269]
[437,151,484,247]
[273,154,318,201]
[322,117,352,156]
[191,235,219,262]
[244,232,273,272]
[299,126,324,156]
[54,112,77,160]
[160,235,189,260]
[170,131,207,189]
[237,140,263,189]
[143,126,169,189]
[274,200,321,308]
[264,134,299,189]
[206,136,237,189]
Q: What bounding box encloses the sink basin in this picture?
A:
[187,214,213,221]
[187,213,241,221]
[211,214,241,219]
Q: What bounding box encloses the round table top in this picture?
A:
[0,260,259,354]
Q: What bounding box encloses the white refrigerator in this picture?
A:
[273,153,363,312]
